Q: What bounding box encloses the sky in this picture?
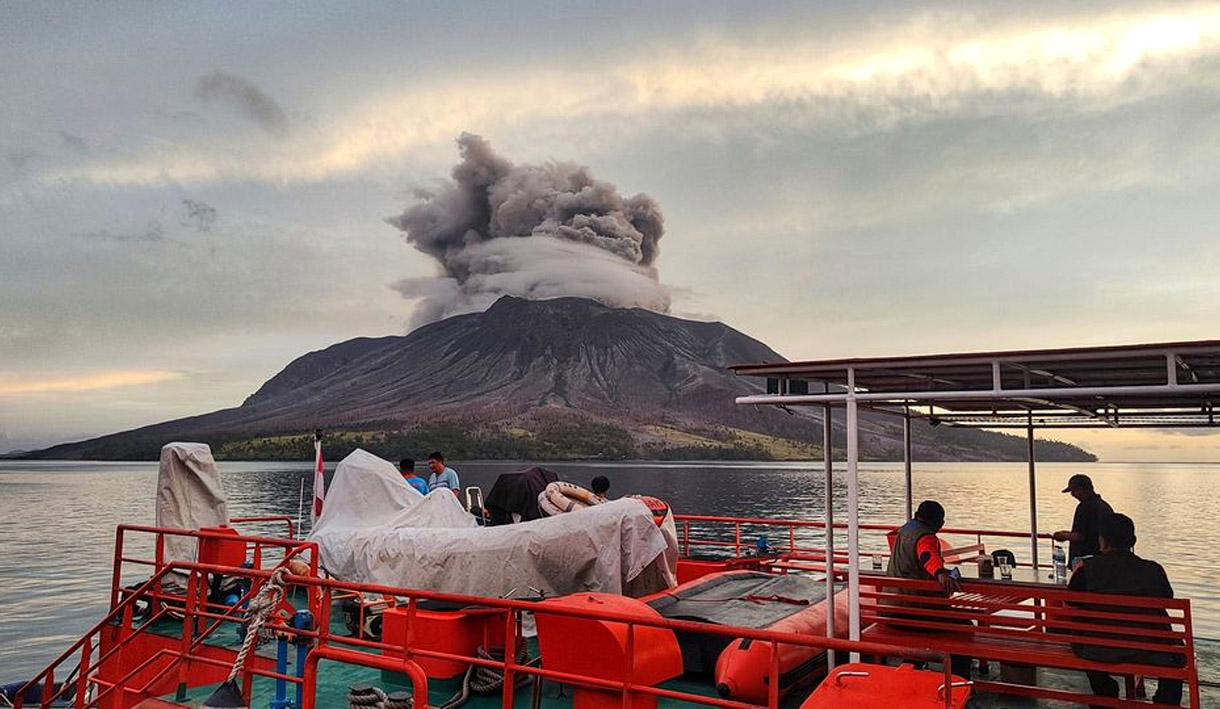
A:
[3,1,1220,460]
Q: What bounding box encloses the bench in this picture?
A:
[856,576,1200,707]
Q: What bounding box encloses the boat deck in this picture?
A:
[149,596,1220,708]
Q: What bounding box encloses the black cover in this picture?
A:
[647,571,835,675]
[484,466,559,525]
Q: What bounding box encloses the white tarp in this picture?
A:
[310,449,674,597]
[155,442,228,563]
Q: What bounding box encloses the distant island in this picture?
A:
[23,297,1095,463]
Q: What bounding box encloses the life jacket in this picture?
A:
[886,519,937,581]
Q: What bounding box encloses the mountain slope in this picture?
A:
[28,296,1094,462]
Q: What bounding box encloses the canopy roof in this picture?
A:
[732,339,1220,429]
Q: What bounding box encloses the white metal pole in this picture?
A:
[1028,419,1040,569]
[823,404,835,666]
[846,369,861,655]
[903,412,913,520]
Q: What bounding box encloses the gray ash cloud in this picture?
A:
[387,133,668,327]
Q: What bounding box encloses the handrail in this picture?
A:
[229,514,297,539]
[13,565,178,708]
[673,513,1055,540]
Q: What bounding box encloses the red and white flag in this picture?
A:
[311,433,325,526]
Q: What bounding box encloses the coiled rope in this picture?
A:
[347,645,540,709]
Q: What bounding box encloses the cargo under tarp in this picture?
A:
[310,449,675,598]
[155,442,229,565]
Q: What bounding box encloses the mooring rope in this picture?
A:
[224,566,288,686]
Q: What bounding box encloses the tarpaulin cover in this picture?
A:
[648,571,833,628]
[484,466,559,525]
[310,449,674,598]
[155,442,229,564]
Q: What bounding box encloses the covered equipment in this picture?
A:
[483,466,558,525]
[310,450,677,598]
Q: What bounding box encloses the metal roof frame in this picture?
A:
[730,339,1220,652]
[731,339,1220,429]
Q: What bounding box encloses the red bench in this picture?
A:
[856,576,1200,707]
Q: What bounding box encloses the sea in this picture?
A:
[1,459,1218,685]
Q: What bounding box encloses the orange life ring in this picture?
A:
[538,481,602,516]
[627,495,670,526]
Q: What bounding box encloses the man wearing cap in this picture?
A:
[1053,474,1114,565]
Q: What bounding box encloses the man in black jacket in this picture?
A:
[1068,513,1183,705]
[1053,473,1114,564]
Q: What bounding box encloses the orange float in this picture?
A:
[713,585,852,703]
[800,662,973,708]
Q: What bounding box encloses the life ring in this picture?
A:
[627,495,670,527]
[538,481,602,516]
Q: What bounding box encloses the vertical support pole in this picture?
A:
[1027,418,1040,569]
[846,369,861,655]
[823,404,836,667]
[903,411,913,520]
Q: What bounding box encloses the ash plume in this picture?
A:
[388,133,668,327]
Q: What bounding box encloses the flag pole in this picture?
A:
[296,478,305,536]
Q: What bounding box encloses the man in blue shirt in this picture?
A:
[399,458,429,495]
[427,451,460,497]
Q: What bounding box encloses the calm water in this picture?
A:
[1,459,1218,681]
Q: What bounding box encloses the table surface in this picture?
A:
[860,563,1069,588]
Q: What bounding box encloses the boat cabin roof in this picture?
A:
[731,339,1220,429]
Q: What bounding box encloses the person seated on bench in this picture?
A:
[1068,513,1183,706]
[886,499,972,678]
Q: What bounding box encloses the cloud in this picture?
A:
[37,5,1220,189]
[181,199,216,232]
[73,221,166,244]
[194,70,289,136]
[58,131,88,152]
[0,370,183,396]
[386,133,668,326]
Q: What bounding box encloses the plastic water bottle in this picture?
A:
[1053,544,1067,584]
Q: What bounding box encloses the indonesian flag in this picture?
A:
[311,432,324,526]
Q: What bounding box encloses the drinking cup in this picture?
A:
[998,560,1013,580]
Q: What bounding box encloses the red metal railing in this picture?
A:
[229,514,297,540]
[673,513,1054,566]
[16,522,1201,709]
[17,524,957,709]
[16,525,317,709]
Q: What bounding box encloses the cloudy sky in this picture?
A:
[4,1,1220,460]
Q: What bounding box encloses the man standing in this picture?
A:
[1068,513,1183,705]
[399,458,429,495]
[886,500,971,678]
[1053,474,1114,564]
[427,451,460,496]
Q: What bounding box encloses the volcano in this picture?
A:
[27,296,1093,462]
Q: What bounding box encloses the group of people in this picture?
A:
[397,451,460,496]
[889,473,1182,705]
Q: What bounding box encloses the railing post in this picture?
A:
[501,608,517,709]
[734,523,741,557]
[111,527,125,610]
[74,638,92,709]
[767,640,780,708]
[621,622,635,709]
